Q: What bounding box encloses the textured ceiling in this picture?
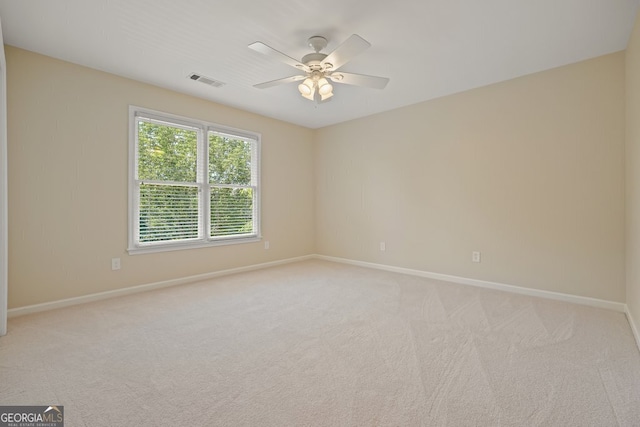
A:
[0,0,638,129]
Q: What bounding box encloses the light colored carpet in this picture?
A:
[1,260,639,426]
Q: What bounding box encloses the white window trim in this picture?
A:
[128,106,261,255]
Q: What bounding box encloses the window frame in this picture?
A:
[128,106,261,255]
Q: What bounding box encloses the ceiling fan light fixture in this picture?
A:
[301,90,316,101]
[298,79,313,94]
[320,91,334,101]
[317,78,333,96]
[298,78,315,98]
[297,83,311,95]
[298,78,316,100]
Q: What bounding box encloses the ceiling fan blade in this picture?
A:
[329,72,389,89]
[321,34,371,71]
[248,42,310,72]
[253,75,306,89]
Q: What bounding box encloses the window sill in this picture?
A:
[127,236,262,255]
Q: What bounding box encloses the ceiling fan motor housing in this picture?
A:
[302,52,329,70]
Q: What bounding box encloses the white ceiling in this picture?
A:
[0,0,638,129]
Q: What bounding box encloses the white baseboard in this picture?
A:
[625,306,640,353]
[7,253,631,328]
[314,255,627,313]
[7,255,315,318]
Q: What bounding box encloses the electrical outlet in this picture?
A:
[264,241,270,250]
[111,258,121,271]
[380,241,386,252]
[472,251,481,263]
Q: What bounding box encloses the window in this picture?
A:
[129,107,260,253]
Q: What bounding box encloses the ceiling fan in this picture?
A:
[248,34,389,102]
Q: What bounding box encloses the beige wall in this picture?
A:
[6,44,631,309]
[6,46,315,308]
[315,52,626,302]
[626,11,640,330]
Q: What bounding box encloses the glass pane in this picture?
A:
[138,120,197,182]
[209,133,252,185]
[139,184,199,243]
[210,187,254,237]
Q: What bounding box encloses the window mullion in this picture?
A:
[199,127,210,241]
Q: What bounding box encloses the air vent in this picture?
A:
[188,73,225,88]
